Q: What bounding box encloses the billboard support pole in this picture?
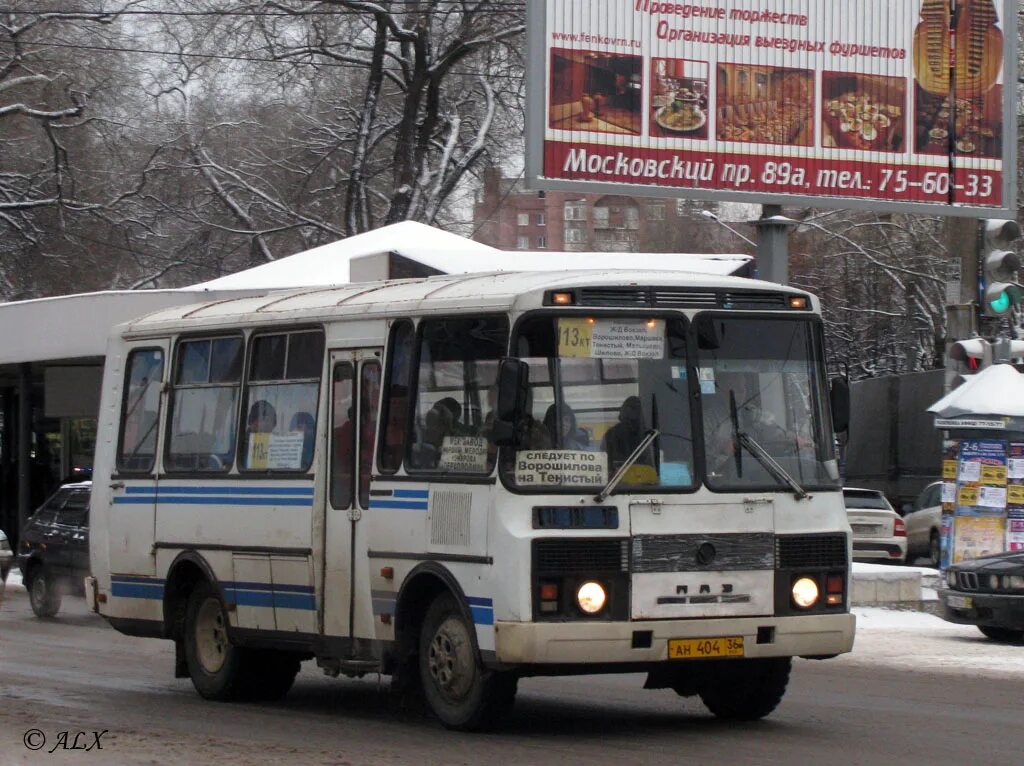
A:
[753,204,796,285]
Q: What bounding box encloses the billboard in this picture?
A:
[525,0,1016,216]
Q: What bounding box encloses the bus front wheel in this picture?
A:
[696,657,791,721]
[184,581,249,701]
[418,593,516,730]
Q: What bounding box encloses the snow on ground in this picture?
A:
[853,562,939,577]
[843,605,1024,679]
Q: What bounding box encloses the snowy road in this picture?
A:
[2,575,1022,765]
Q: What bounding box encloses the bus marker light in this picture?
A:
[551,292,574,305]
[380,567,394,580]
[539,583,558,600]
[789,296,808,309]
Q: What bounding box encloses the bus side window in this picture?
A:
[330,363,355,509]
[167,337,243,473]
[117,348,165,474]
[240,329,324,472]
[379,321,414,473]
[408,316,508,474]
[358,361,381,508]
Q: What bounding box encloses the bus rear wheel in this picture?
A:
[697,657,791,721]
[418,593,516,730]
[184,581,249,701]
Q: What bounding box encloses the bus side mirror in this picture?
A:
[830,377,850,434]
[492,358,529,447]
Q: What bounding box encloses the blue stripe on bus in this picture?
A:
[111,582,166,600]
[113,496,312,507]
[227,581,314,594]
[368,500,429,510]
[108,575,315,610]
[125,485,313,496]
[467,596,494,625]
[225,589,316,611]
[392,489,429,499]
[111,575,167,585]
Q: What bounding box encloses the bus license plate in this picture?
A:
[668,636,744,660]
[946,594,972,609]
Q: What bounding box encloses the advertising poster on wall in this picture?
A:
[953,516,1006,562]
[1006,442,1024,516]
[956,438,1007,513]
[527,0,1016,216]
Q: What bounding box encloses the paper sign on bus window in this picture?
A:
[515,450,607,486]
[249,432,271,470]
[268,433,305,470]
[439,436,489,473]
[557,318,664,359]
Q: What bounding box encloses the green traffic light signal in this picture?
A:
[981,219,1022,318]
[989,292,1012,314]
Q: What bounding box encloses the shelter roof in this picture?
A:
[928,364,1024,420]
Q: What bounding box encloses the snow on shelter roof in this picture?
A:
[186,221,751,291]
[927,364,1024,420]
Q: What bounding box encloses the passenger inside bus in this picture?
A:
[543,403,589,450]
[602,396,656,472]
[247,400,277,434]
[413,399,460,468]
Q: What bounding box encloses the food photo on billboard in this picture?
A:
[549,48,643,135]
[650,58,709,140]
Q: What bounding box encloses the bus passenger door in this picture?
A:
[107,341,169,578]
[322,350,381,645]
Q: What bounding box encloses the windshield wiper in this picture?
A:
[736,431,808,500]
[595,429,660,503]
[729,391,807,500]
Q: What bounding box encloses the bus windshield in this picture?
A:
[502,312,838,494]
[502,315,697,492]
[695,315,838,492]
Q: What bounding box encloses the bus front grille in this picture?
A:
[775,534,848,569]
[533,538,629,573]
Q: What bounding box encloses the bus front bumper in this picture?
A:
[493,612,855,665]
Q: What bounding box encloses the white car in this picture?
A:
[844,487,907,563]
[903,482,942,566]
[0,528,12,582]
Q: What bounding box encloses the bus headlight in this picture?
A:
[791,576,819,609]
[576,581,607,614]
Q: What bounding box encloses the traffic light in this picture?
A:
[949,337,992,369]
[980,219,1022,317]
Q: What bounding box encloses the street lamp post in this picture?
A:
[699,210,756,248]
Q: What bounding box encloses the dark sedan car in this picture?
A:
[17,481,91,618]
[939,550,1024,642]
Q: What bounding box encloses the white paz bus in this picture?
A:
[88,269,855,729]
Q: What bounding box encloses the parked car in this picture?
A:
[17,481,91,617]
[0,528,12,582]
[939,551,1024,642]
[903,481,942,566]
[843,487,907,563]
